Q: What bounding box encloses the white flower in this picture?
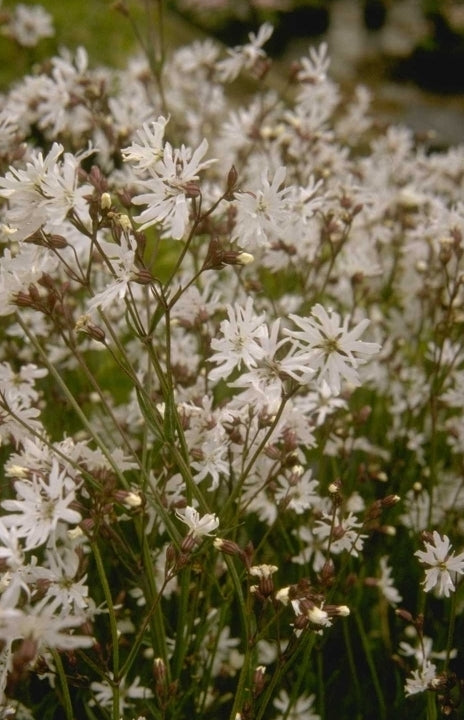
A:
[404,660,437,697]
[90,675,153,714]
[191,427,229,490]
[3,4,54,47]
[121,117,168,172]
[128,136,215,239]
[285,304,381,394]
[2,459,82,550]
[274,689,321,720]
[0,600,92,652]
[314,511,367,557]
[175,506,219,539]
[216,23,273,82]
[377,556,402,606]
[0,143,91,240]
[208,297,267,381]
[87,235,137,311]
[415,531,464,597]
[233,166,291,248]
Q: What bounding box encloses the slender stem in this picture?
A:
[91,541,120,720]
[14,313,129,489]
[444,582,458,672]
[353,609,386,720]
[426,690,438,720]
[119,573,172,680]
[51,649,73,720]
[254,631,316,720]
[141,524,170,673]
[221,393,291,522]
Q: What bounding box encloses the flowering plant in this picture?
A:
[0,3,464,720]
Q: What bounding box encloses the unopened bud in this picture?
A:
[225,165,239,198]
[117,213,132,232]
[131,268,153,285]
[381,494,400,508]
[75,315,106,343]
[100,192,112,210]
[68,526,84,540]
[183,182,201,198]
[153,657,166,683]
[307,605,329,625]
[252,665,266,696]
[48,234,68,248]
[275,586,291,605]
[114,490,143,508]
[395,608,414,623]
[325,604,350,617]
[236,252,254,266]
[213,537,242,556]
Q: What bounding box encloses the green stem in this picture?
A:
[51,649,73,720]
[254,631,317,720]
[342,618,362,712]
[15,313,129,489]
[353,609,386,720]
[426,689,438,720]
[118,573,172,680]
[140,523,170,673]
[91,541,120,720]
[444,583,458,672]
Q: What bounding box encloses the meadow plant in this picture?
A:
[0,3,464,719]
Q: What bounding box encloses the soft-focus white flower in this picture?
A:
[87,235,137,311]
[3,4,54,47]
[404,660,437,697]
[2,459,82,550]
[0,600,92,652]
[216,23,273,82]
[274,689,321,720]
[90,675,153,714]
[376,556,402,606]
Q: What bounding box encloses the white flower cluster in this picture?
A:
[0,7,463,718]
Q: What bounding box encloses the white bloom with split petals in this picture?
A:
[2,459,82,550]
[234,166,291,249]
[415,531,464,597]
[285,304,381,394]
[127,135,215,240]
[175,506,219,539]
[216,23,273,82]
[209,297,267,381]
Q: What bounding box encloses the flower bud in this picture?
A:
[75,315,106,343]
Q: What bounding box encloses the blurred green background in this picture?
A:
[0,0,148,88]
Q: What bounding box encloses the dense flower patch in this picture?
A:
[0,4,464,719]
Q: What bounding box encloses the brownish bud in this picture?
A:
[213,537,242,556]
[183,182,201,198]
[395,608,414,624]
[252,665,267,697]
[131,268,153,285]
[381,494,400,508]
[224,165,239,200]
[75,315,106,343]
